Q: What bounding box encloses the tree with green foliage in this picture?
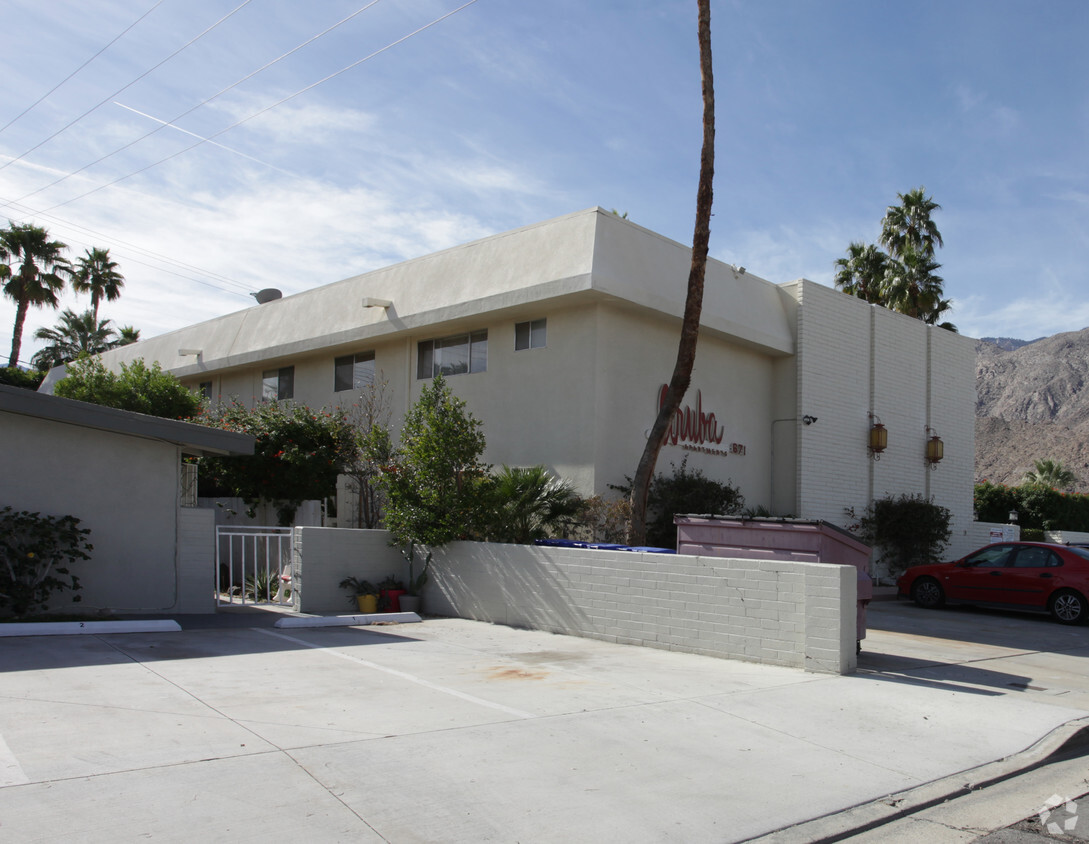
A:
[852,493,951,577]
[197,400,358,526]
[1023,458,1077,491]
[617,457,744,549]
[481,465,582,544]
[53,355,202,420]
[376,374,488,548]
[371,375,488,592]
[834,187,956,331]
[1,222,71,367]
[31,309,119,371]
[0,366,44,390]
[70,247,124,322]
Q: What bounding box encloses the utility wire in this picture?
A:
[35,0,482,214]
[1,195,257,295]
[0,0,255,174]
[3,0,385,207]
[0,1,166,136]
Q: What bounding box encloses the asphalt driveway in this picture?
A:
[0,602,1087,843]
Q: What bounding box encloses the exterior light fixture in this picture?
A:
[802,415,818,426]
[868,413,887,459]
[1009,510,1019,524]
[361,297,393,309]
[925,425,944,467]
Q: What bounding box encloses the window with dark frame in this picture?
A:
[515,318,546,351]
[334,351,376,392]
[262,366,294,401]
[416,330,488,379]
[198,381,213,401]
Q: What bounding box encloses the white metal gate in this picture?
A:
[215,525,294,607]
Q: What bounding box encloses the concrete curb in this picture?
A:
[0,620,183,637]
[274,612,421,628]
[745,716,1089,843]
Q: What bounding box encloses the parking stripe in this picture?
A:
[254,628,535,719]
[0,732,29,786]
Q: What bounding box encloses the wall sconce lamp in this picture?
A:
[801,415,818,426]
[925,426,944,467]
[868,413,887,459]
[361,297,393,310]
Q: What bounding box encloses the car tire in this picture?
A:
[912,577,945,609]
[1049,589,1088,625]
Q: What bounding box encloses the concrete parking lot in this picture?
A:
[1,601,1087,843]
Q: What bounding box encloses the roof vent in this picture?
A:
[253,288,282,304]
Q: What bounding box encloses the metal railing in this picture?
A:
[215,525,294,607]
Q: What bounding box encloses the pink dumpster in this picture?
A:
[673,516,873,650]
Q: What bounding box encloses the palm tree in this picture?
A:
[114,325,141,346]
[484,465,582,544]
[70,247,124,321]
[882,247,945,320]
[629,0,714,544]
[1,222,70,368]
[834,241,889,304]
[1023,459,1077,491]
[880,187,944,260]
[30,308,118,371]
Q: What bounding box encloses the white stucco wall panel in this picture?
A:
[591,212,794,355]
[1,412,183,613]
[591,305,775,504]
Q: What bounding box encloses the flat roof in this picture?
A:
[0,385,254,457]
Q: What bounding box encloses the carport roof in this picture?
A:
[0,384,254,457]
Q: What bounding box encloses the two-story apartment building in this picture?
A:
[84,207,977,556]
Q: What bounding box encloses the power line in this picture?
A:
[0,1,166,136]
[2,0,386,208]
[0,196,257,297]
[34,0,483,214]
[0,0,255,174]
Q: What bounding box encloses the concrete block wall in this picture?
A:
[292,528,857,674]
[293,527,403,613]
[177,507,216,613]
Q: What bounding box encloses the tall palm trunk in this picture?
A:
[628,0,715,545]
[8,296,29,368]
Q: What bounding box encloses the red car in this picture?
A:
[897,542,1089,625]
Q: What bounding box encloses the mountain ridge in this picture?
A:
[975,326,1089,492]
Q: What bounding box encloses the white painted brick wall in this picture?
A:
[291,528,857,674]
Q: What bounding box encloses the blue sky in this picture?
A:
[2,0,1087,366]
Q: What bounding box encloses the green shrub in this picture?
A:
[615,457,744,549]
[0,366,44,390]
[0,507,93,616]
[54,356,201,419]
[853,494,951,576]
[198,400,358,526]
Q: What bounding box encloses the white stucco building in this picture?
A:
[89,207,978,559]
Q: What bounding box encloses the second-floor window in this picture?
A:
[334,351,375,392]
[515,318,546,350]
[262,366,294,401]
[417,330,487,379]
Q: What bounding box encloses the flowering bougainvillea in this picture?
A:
[197,400,357,525]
